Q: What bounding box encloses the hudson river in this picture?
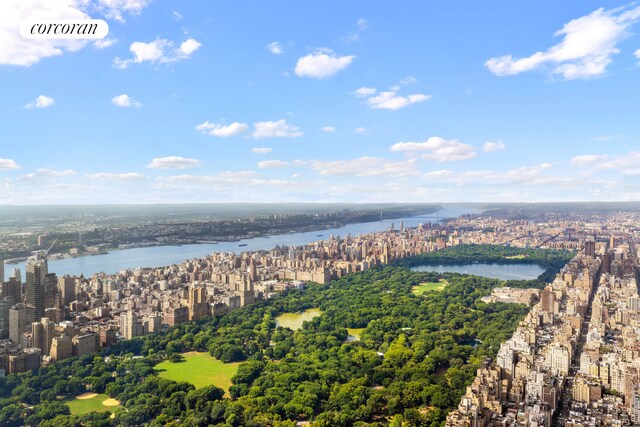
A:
[4,205,478,280]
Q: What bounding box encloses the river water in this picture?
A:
[3,205,479,280]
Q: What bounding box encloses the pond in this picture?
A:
[275,308,321,330]
[410,263,545,281]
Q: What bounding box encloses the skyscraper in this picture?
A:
[0,259,4,283]
[25,253,48,325]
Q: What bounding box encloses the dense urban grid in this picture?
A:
[1,207,640,427]
[446,220,640,426]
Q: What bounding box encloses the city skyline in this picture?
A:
[2,1,640,204]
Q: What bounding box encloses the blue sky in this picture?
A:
[1,0,640,204]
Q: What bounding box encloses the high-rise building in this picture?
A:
[584,236,596,258]
[4,277,21,303]
[188,284,208,321]
[9,303,26,343]
[0,298,10,339]
[25,253,47,325]
[50,335,72,361]
[11,268,21,283]
[58,275,76,305]
[0,259,4,284]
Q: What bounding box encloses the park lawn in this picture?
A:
[66,393,121,415]
[155,352,240,396]
[505,254,526,259]
[412,279,449,295]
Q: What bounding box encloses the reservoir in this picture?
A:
[3,205,478,280]
[410,263,545,281]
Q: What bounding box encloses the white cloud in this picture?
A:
[571,154,608,165]
[111,94,142,108]
[173,11,183,20]
[354,127,367,135]
[195,121,248,137]
[252,119,303,139]
[321,126,336,133]
[390,136,477,162]
[311,157,418,177]
[354,87,377,97]
[267,41,284,54]
[25,95,55,109]
[0,159,20,170]
[593,151,640,175]
[258,160,289,169]
[21,168,77,180]
[483,141,506,152]
[96,0,152,22]
[357,18,368,31]
[399,76,417,85]
[86,172,146,180]
[94,38,117,49]
[294,48,354,79]
[147,156,201,169]
[366,91,430,110]
[486,6,640,80]
[594,134,622,142]
[0,0,90,66]
[114,38,202,69]
[179,38,202,56]
[251,147,272,155]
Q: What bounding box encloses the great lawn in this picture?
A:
[412,279,448,295]
[155,352,240,396]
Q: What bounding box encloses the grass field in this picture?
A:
[412,279,448,295]
[156,352,240,396]
[505,255,526,259]
[66,393,121,415]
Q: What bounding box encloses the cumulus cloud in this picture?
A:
[322,126,336,133]
[96,0,152,22]
[366,91,430,110]
[0,0,90,66]
[258,160,289,169]
[252,119,303,139]
[114,38,202,69]
[486,6,640,80]
[267,41,284,54]
[357,18,368,31]
[311,157,418,177]
[251,147,272,155]
[592,151,640,175]
[353,86,430,110]
[25,95,55,109]
[86,172,146,180]
[0,159,20,170]
[353,87,377,97]
[112,94,142,107]
[294,48,354,79]
[195,121,248,137]
[94,38,117,49]
[354,127,367,135]
[147,156,201,169]
[571,154,609,165]
[391,137,477,162]
[483,141,506,152]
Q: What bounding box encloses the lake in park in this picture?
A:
[410,263,545,281]
[274,308,322,330]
